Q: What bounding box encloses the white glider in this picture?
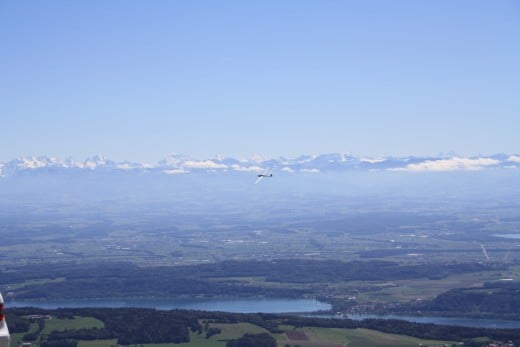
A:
[255,167,272,184]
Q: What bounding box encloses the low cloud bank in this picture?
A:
[391,157,500,172]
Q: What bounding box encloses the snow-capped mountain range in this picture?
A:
[1,153,519,177]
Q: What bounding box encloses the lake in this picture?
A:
[8,298,520,329]
[7,297,331,314]
[318,313,520,329]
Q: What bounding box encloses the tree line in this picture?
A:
[6,307,520,345]
[2,259,500,300]
[396,280,520,319]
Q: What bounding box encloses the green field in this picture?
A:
[77,339,118,347]
[6,318,485,347]
[9,322,40,347]
[9,332,27,347]
[278,326,453,347]
[169,322,270,347]
[9,317,105,347]
[355,266,520,304]
[43,317,105,334]
[131,322,454,347]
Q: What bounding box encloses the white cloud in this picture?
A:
[507,156,520,163]
[300,168,320,173]
[296,155,317,164]
[392,157,500,172]
[163,169,188,175]
[231,164,264,172]
[117,163,145,170]
[281,167,295,173]
[183,160,227,169]
[360,158,386,163]
[250,154,268,162]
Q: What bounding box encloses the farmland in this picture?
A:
[5,308,471,347]
[2,171,520,342]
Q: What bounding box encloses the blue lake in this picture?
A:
[7,297,331,314]
[8,298,520,329]
[316,314,520,329]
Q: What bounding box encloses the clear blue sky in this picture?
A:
[1,0,519,162]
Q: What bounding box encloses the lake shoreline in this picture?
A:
[7,296,520,329]
[6,296,331,314]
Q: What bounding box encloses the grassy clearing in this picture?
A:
[208,322,267,340]
[296,326,346,347]
[271,326,453,347]
[78,339,117,347]
[142,322,270,347]
[135,322,453,347]
[43,316,104,334]
[9,332,26,347]
[356,267,520,303]
[9,322,39,347]
[343,328,452,347]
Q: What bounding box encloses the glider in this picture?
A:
[255,168,272,184]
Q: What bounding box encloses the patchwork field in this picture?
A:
[9,318,452,347]
[175,322,453,347]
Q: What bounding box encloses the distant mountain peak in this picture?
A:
[0,153,518,178]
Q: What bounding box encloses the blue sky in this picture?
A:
[1,0,519,163]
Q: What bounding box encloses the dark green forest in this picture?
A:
[402,281,520,319]
[7,307,520,345]
[226,333,276,347]
[1,259,500,299]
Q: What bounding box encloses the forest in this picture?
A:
[7,307,520,345]
[2,259,501,300]
[399,281,520,319]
